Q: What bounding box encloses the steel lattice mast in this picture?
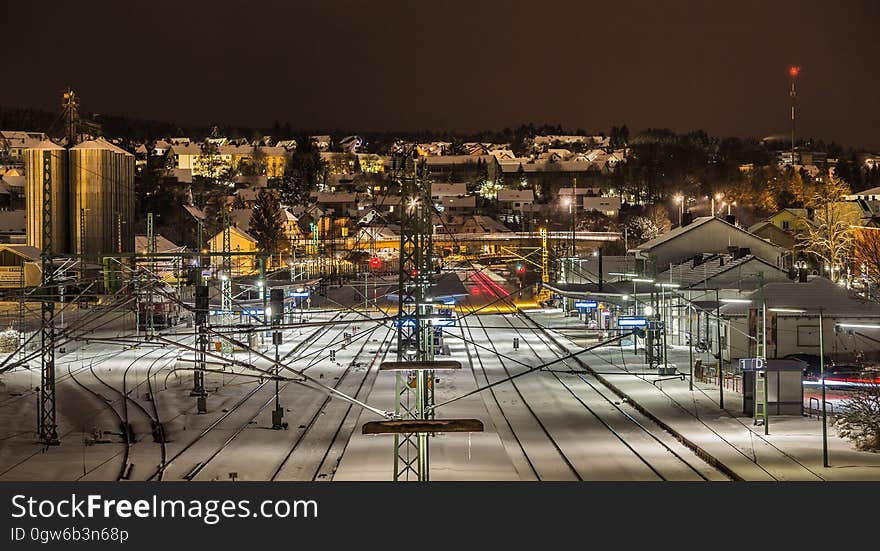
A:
[147,212,156,338]
[393,149,435,481]
[221,210,233,354]
[38,151,59,445]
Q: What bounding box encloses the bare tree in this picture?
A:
[799,175,857,281]
[852,226,880,295]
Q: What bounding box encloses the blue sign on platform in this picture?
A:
[289,291,310,298]
[574,301,598,309]
[617,317,648,328]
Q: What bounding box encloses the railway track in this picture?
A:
[271,323,394,481]
[500,313,717,481]
[148,313,347,481]
[463,312,582,481]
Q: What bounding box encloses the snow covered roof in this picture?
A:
[28,139,64,151]
[134,234,184,253]
[499,160,602,174]
[0,244,41,261]
[183,204,207,221]
[72,138,133,156]
[720,277,880,317]
[432,183,468,196]
[497,189,534,202]
[657,253,786,289]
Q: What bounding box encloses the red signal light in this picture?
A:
[369,256,381,269]
[789,66,800,77]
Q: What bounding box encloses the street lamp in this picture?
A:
[632,278,654,317]
[711,193,723,216]
[674,194,684,226]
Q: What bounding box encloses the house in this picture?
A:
[356,153,388,174]
[633,216,787,272]
[208,226,258,275]
[657,250,791,291]
[457,215,510,235]
[582,195,621,218]
[497,189,535,224]
[748,221,799,250]
[846,185,880,219]
[372,193,401,214]
[531,135,610,151]
[764,209,813,232]
[438,195,476,215]
[431,183,468,200]
[169,144,287,178]
[424,155,497,181]
[134,234,186,279]
[311,192,359,217]
[0,131,49,165]
[558,187,600,212]
[0,245,42,288]
[321,152,359,175]
[721,277,880,362]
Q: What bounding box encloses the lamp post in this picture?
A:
[570,177,577,258]
[818,307,828,468]
[715,288,723,409]
[790,65,800,166]
[674,194,683,226]
[711,193,723,217]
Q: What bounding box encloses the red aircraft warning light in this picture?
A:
[789,66,800,77]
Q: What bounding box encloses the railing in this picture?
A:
[699,365,743,394]
[807,397,835,419]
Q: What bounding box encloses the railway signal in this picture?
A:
[270,288,285,430]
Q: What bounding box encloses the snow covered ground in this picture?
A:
[3,302,879,481]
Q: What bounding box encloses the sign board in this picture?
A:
[617,317,648,328]
[288,291,310,298]
[434,318,456,327]
[739,357,765,371]
[574,301,598,309]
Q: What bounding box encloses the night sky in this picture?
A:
[3,0,879,148]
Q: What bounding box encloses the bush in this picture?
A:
[835,382,880,452]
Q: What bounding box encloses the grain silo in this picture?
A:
[24,140,69,254]
[69,138,135,257]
